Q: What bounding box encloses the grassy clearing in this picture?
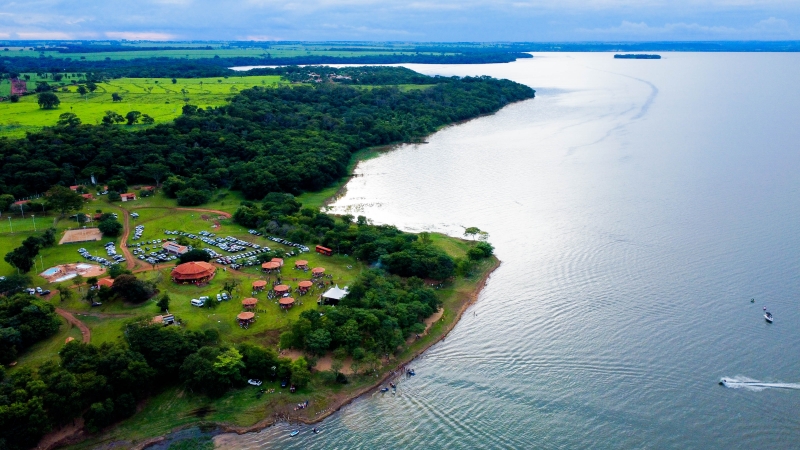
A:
[0,75,285,137]
[7,315,82,371]
[0,209,120,280]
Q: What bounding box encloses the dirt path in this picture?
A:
[55,307,91,343]
[117,207,138,270]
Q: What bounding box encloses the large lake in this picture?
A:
[218,53,800,449]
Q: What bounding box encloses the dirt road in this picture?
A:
[55,307,91,343]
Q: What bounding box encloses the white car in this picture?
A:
[248,379,263,386]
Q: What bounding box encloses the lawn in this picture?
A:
[0,75,285,137]
[0,209,120,280]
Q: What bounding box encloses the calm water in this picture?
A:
[217,53,800,449]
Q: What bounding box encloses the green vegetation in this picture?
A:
[0,294,61,364]
[0,67,534,199]
[0,75,284,137]
[0,66,518,449]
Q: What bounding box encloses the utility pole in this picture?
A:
[32,214,36,231]
[7,217,11,233]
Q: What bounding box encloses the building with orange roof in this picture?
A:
[171,261,216,284]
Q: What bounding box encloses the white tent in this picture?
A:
[321,285,349,304]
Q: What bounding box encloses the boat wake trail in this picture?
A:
[720,376,800,391]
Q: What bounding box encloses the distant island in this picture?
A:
[614,54,661,59]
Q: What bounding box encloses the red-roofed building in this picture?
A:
[120,193,136,202]
[81,193,94,200]
[97,277,114,288]
[12,200,30,206]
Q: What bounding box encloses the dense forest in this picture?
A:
[0,67,535,200]
[0,52,532,79]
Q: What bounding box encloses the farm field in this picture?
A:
[0,75,285,137]
[0,44,448,61]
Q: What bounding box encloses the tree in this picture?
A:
[141,114,155,125]
[102,110,124,125]
[56,112,81,127]
[57,284,74,302]
[37,91,60,109]
[98,218,123,237]
[290,357,312,388]
[107,178,127,193]
[111,274,154,303]
[86,81,98,93]
[111,92,122,102]
[305,328,332,356]
[4,247,34,273]
[0,193,14,211]
[8,94,19,102]
[178,249,211,264]
[125,111,142,125]
[171,78,177,84]
[107,191,121,202]
[176,188,211,206]
[142,163,169,187]
[464,227,482,240]
[45,185,84,217]
[77,85,88,96]
[0,273,30,294]
[156,293,170,312]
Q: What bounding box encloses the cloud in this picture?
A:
[241,35,283,41]
[0,0,797,41]
[105,31,177,40]
[15,31,75,39]
[580,17,795,38]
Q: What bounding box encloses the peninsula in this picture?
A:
[0,66,534,449]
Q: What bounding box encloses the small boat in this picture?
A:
[765,312,773,323]
[408,369,415,376]
[313,428,321,434]
[719,378,727,386]
[289,430,300,437]
[380,387,389,393]
[751,298,755,303]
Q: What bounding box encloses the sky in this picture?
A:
[0,0,799,41]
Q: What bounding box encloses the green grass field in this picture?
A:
[0,44,448,62]
[0,75,285,137]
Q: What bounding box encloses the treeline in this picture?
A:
[0,294,61,365]
[0,52,532,79]
[234,194,460,280]
[0,319,311,450]
[0,68,535,199]
[280,271,441,361]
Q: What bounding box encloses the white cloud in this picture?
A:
[580,17,795,38]
[15,31,74,39]
[105,31,177,40]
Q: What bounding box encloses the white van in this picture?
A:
[190,299,205,307]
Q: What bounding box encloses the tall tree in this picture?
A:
[37,91,60,109]
[45,185,84,218]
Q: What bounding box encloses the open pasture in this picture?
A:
[0,75,284,137]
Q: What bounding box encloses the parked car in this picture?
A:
[248,379,263,386]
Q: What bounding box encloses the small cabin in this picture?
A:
[315,245,332,256]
